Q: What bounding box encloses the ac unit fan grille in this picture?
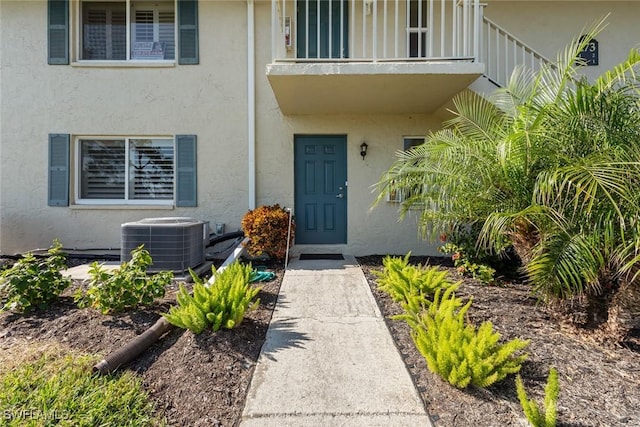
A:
[121,217,208,272]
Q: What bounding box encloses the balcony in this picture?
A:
[268,0,485,115]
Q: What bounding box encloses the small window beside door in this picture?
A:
[387,136,426,202]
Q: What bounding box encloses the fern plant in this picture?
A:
[516,367,559,427]
[399,285,529,389]
[74,246,171,314]
[0,240,71,313]
[375,253,455,305]
[163,261,261,333]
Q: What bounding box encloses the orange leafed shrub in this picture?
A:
[241,204,295,260]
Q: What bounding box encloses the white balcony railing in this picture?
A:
[271,0,483,62]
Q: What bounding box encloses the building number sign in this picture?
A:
[578,36,598,66]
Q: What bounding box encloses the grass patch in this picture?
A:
[0,340,164,426]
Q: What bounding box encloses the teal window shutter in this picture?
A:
[48,134,70,206]
[48,0,69,65]
[175,135,197,207]
[178,0,199,64]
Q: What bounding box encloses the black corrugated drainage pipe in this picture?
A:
[92,235,249,374]
[208,230,244,247]
[93,317,174,374]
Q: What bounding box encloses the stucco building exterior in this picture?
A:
[0,0,638,256]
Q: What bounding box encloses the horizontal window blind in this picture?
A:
[132,6,175,60]
[80,140,126,199]
[129,139,174,200]
[79,138,175,202]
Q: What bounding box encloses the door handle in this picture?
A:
[336,193,344,198]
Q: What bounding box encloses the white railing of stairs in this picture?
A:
[479,16,553,88]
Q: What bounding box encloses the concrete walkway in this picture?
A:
[240,255,434,427]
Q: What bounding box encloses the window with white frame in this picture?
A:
[387,136,426,202]
[80,0,175,61]
[78,137,174,203]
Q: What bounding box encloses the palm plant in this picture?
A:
[375,18,640,336]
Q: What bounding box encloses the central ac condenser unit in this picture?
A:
[121,217,209,272]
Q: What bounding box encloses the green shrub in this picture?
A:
[399,285,529,389]
[241,204,295,260]
[516,367,559,427]
[0,240,71,313]
[74,246,171,314]
[163,261,261,333]
[375,253,455,306]
[0,343,162,426]
[440,241,497,285]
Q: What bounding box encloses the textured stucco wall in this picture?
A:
[1,1,639,256]
[0,0,249,253]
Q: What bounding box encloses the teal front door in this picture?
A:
[294,135,347,244]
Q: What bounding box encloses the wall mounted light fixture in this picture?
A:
[360,142,368,160]
[364,0,373,14]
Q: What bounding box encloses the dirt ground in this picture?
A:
[1,255,639,426]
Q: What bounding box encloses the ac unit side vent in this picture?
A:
[121,217,208,272]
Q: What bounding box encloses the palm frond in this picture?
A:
[535,161,640,224]
[446,90,509,143]
[531,16,608,110]
[594,48,640,94]
[493,65,538,116]
[527,230,604,300]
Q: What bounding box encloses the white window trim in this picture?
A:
[74,135,176,206]
[74,0,177,64]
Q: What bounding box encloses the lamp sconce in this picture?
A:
[360,142,368,160]
[364,0,373,14]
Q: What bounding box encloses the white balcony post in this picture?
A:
[271,0,277,62]
[340,0,345,57]
[316,0,320,57]
[362,1,367,58]
[417,0,422,58]
[463,0,469,56]
[372,0,377,60]
[351,0,356,58]
[474,0,480,59]
[383,0,388,59]
[440,0,445,57]
[394,0,399,58]
[282,0,286,55]
[503,30,508,85]
[452,0,457,56]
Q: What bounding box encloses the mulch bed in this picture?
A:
[1,254,639,426]
[0,256,284,427]
[358,255,640,427]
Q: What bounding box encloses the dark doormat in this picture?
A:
[299,253,344,261]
